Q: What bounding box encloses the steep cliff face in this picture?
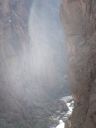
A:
[60,0,96,128]
[0,1,34,128]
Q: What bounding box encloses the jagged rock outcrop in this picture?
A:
[60,0,96,128]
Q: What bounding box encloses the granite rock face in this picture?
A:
[0,1,35,128]
[60,0,96,128]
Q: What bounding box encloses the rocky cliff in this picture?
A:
[0,1,35,128]
[60,0,96,128]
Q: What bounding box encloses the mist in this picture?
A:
[28,0,70,102]
[0,0,71,127]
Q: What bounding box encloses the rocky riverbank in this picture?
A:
[49,96,74,128]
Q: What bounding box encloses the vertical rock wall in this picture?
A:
[60,0,96,128]
[0,1,33,127]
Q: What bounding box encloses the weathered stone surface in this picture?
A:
[60,0,96,128]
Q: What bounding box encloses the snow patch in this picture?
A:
[56,120,65,128]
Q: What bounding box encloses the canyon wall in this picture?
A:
[60,0,96,128]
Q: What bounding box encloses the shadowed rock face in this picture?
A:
[60,0,96,128]
[0,1,35,128]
